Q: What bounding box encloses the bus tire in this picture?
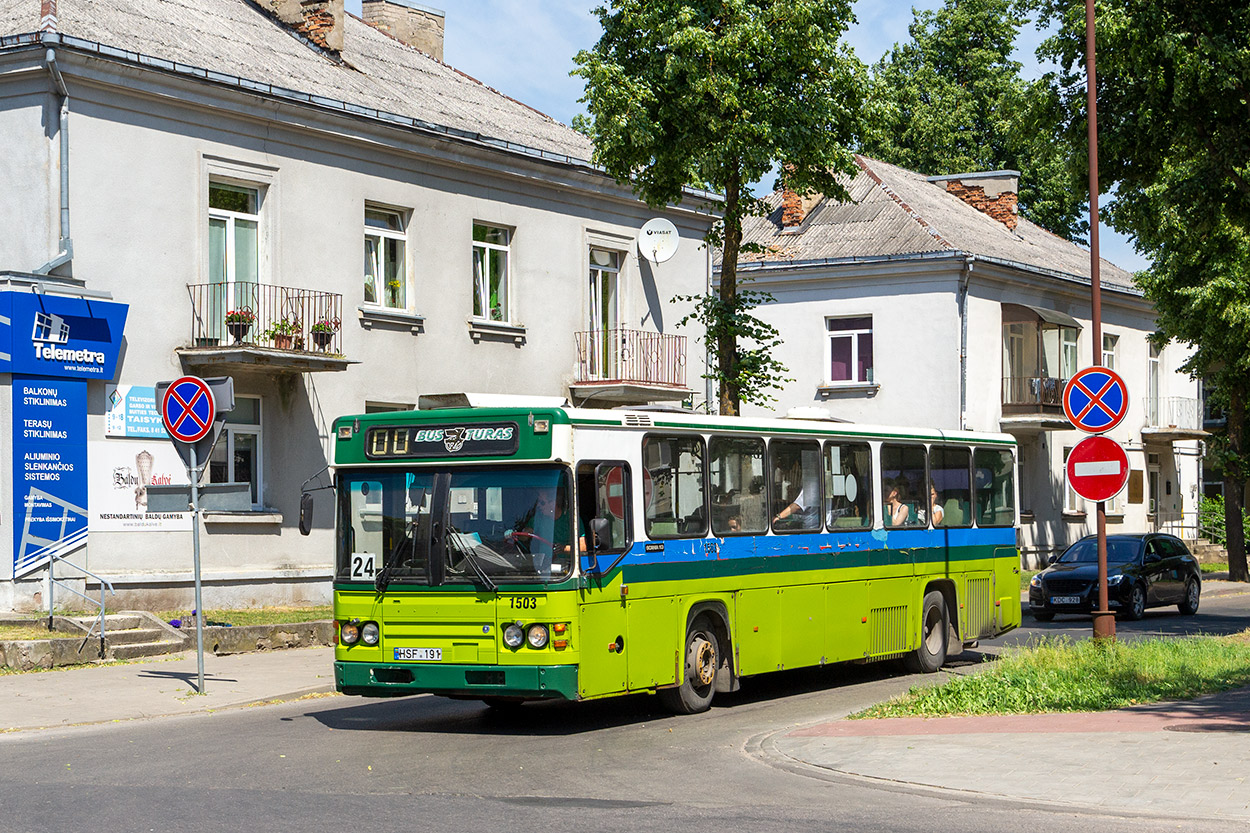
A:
[904,590,949,674]
[658,617,719,714]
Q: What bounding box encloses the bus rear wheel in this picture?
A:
[659,618,719,715]
[904,590,949,674]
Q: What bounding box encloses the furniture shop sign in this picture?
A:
[11,377,88,577]
[105,384,170,438]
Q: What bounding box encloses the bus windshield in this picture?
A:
[336,465,575,585]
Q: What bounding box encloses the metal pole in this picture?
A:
[190,444,206,692]
[1086,0,1115,641]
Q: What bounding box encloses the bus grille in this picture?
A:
[869,605,908,656]
[965,577,995,639]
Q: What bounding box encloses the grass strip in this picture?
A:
[855,631,1250,718]
[155,606,332,627]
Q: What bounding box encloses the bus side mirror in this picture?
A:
[588,516,611,573]
[298,492,314,536]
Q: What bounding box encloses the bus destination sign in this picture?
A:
[365,422,519,459]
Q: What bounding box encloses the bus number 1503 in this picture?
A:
[508,596,539,610]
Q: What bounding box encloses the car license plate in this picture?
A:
[1050,595,1081,605]
[394,647,441,662]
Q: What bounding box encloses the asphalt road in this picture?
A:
[2,593,1247,833]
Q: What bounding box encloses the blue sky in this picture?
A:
[345,1,1146,272]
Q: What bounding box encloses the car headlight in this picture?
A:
[503,623,524,648]
[1107,573,1126,585]
[527,624,549,649]
[361,621,380,646]
[1030,574,1043,588]
[340,620,360,646]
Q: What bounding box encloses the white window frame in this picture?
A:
[208,180,262,293]
[1102,333,1119,371]
[364,205,409,311]
[1061,328,1079,379]
[1065,444,1123,515]
[206,395,263,510]
[824,315,873,386]
[472,223,512,323]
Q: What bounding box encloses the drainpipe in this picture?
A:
[958,256,975,430]
[34,47,73,275]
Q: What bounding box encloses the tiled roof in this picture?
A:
[0,0,594,163]
[735,155,1136,289]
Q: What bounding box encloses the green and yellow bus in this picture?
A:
[305,403,1021,713]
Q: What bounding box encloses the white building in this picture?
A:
[731,156,1205,566]
[0,0,712,611]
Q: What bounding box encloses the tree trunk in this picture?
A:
[1225,393,1248,582]
[717,167,743,417]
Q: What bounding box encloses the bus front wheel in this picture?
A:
[904,590,949,674]
[659,618,719,715]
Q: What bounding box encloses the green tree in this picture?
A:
[1031,0,1250,580]
[864,0,1088,241]
[573,0,864,414]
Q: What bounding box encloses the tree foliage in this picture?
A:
[1032,0,1250,579]
[573,0,864,414]
[863,0,1088,241]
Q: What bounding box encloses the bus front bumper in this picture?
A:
[335,661,579,701]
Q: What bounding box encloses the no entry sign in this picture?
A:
[1063,366,1129,434]
[1066,435,1130,503]
[161,376,215,443]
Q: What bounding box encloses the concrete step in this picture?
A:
[109,640,187,661]
[100,627,169,647]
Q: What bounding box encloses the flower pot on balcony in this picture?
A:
[272,334,293,350]
[227,322,251,345]
[311,330,334,351]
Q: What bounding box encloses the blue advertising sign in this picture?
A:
[0,291,128,380]
[105,385,170,438]
[12,377,88,578]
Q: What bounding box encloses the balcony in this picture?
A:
[1142,397,1207,442]
[1000,376,1074,433]
[176,283,355,374]
[570,328,692,405]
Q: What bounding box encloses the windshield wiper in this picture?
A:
[375,520,416,594]
[446,527,497,591]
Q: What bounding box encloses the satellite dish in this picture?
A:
[637,218,679,264]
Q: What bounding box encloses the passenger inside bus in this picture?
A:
[930,482,945,527]
[885,480,911,527]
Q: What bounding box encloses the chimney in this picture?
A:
[927,170,1020,231]
[362,0,445,61]
[265,0,344,53]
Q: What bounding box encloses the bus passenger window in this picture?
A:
[643,436,706,538]
[929,446,972,528]
[825,442,871,529]
[709,437,767,535]
[974,448,1016,527]
[881,444,926,528]
[770,440,822,532]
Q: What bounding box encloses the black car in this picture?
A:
[1029,533,1201,621]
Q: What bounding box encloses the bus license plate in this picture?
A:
[394,647,442,662]
[1050,595,1080,605]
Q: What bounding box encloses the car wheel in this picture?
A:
[1032,610,1055,622]
[1178,578,1200,615]
[903,590,949,674]
[1123,583,1147,620]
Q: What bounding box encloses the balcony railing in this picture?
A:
[575,328,687,389]
[1002,375,1067,410]
[187,283,343,355]
[1144,397,1202,431]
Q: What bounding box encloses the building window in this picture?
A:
[472,224,511,322]
[1063,445,1083,513]
[586,247,622,378]
[1062,328,1079,379]
[208,183,261,334]
[1102,333,1119,371]
[364,207,407,309]
[825,316,873,384]
[208,396,262,508]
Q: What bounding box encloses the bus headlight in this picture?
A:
[340,621,360,646]
[503,623,524,648]
[527,624,549,649]
[361,621,380,646]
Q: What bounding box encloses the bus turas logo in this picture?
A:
[365,422,520,459]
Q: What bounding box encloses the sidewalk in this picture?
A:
[0,646,335,734]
